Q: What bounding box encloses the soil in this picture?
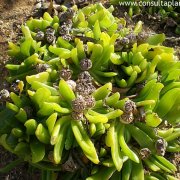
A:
[0,0,179,179]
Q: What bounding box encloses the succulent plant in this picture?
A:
[110,0,180,34]
[0,2,179,180]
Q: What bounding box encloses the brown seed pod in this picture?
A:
[124,100,137,114]
[71,95,86,113]
[71,111,84,120]
[78,71,92,82]
[45,26,55,35]
[45,26,55,44]
[60,68,72,80]
[79,58,92,71]
[155,138,167,156]
[61,34,72,41]
[139,148,151,160]
[76,81,95,96]
[120,112,134,124]
[59,8,74,23]
[45,34,56,44]
[35,31,44,41]
[58,24,70,36]
[84,95,95,109]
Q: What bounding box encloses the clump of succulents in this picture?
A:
[0,3,179,180]
[110,0,180,34]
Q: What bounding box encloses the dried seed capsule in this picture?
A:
[78,71,92,82]
[80,58,92,71]
[61,34,72,41]
[58,24,70,36]
[0,89,10,101]
[71,95,86,113]
[124,100,137,114]
[76,81,95,96]
[35,31,44,41]
[84,95,95,109]
[60,68,72,80]
[71,111,84,120]
[120,112,134,124]
[139,148,151,160]
[45,26,55,35]
[155,138,167,156]
[45,26,55,44]
[66,80,76,91]
[46,34,56,44]
[36,64,50,72]
[59,8,74,23]
[65,19,73,29]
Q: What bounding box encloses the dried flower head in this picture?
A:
[71,111,84,120]
[84,95,95,109]
[155,138,167,156]
[61,34,72,41]
[60,68,72,80]
[124,100,137,114]
[78,71,92,82]
[35,31,44,41]
[59,8,74,23]
[45,26,55,35]
[80,58,92,71]
[71,95,86,113]
[46,34,56,44]
[120,112,134,124]
[139,148,151,160]
[58,24,70,36]
[76,81,95,96]
[45,26,55,44]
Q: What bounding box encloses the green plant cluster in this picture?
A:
[0,3,179,180]
[111,0,180,34]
